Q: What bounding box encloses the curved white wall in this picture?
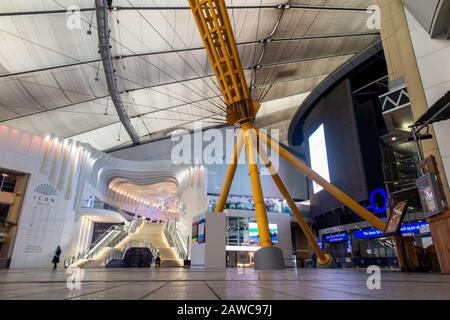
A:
[0,125,207,268]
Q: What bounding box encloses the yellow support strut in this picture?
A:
[188,0,259,125]
[257,145,332,265]
[215,131,244,212]
[188,0,249,106]
[257,129,386,232]
[242,123,272,248]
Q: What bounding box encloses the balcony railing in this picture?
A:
[80,200,120,213]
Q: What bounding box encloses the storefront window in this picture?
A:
[226,217,251,246]
[0,171,17,193]
[209,194,311,218]
[355,238,397,258]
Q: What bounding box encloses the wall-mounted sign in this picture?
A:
[384,201,408,235]
[353,221,429,240]
[198,218,206,244]
[353,228,383,240]
[323,232,349,243]
[192,215,206,244]
[24,183,58,254]
[416,173,443,217]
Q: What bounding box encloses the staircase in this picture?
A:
[130,222,182,268]
[74,221,182,268]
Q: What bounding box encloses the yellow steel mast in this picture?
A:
[188,0,386,268]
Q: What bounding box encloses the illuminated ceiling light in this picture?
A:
[392,137,396,141]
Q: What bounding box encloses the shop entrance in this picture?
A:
[226,251,255,268]
[352,237,399,267]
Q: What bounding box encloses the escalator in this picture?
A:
[65,218,143,268]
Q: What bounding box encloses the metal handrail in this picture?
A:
[65,218,143,267]
[80,199,120,212]
[164,223,188,261]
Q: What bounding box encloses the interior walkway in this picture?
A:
[0,268,449,300]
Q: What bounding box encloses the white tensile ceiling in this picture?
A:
[0,0,378,151]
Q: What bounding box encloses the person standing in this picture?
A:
[311,252,317,269]
[155,254,161,268]
[52,245,62,270]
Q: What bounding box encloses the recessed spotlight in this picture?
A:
[392,137,396,141]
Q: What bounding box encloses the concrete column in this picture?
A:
[374,0,450,201]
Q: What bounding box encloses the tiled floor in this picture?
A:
[0,268,449,300]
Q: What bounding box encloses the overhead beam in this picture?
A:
[95,0,140,145]
[0,5,373,17]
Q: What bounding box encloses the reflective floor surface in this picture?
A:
[0,268,449,300]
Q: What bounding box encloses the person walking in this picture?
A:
[52,245,62,270]
[155,254,161,268]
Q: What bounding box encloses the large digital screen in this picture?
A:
[308,124,330,194]
[248,223,278,244]
[303,80,369,216]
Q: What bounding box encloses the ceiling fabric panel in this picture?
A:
[289,0,372,8]
[253,74,328,102]
[0,0,373,16]
[70,122,132,150]
[130,113,223,143]
[0,0,95,13]
[260,34,379,65]
[127,90,225,123]
[117,1,287,7]
[253,53,353,88]
[110,8,278,56]
[0,63,108,120]
[274,8,372,40]
[0,1,380,151]
[0,14,100,75]
[0,0,371,12]
[4,97,118,137]
[114,42,261,93]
